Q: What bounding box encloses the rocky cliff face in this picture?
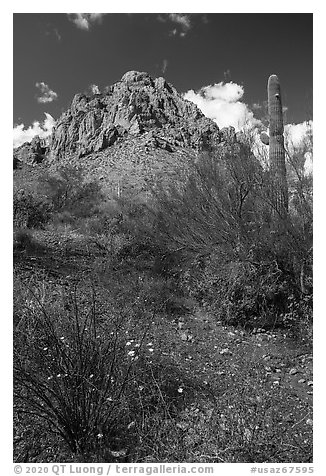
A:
[13,136,49,169]
[49,71,221,160]
[14,71,240,195]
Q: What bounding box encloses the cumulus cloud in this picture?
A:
[169,13,191,31]
[285,121,313,147]
[35,82,58,103]
[285,120,313,174]
[68,13,105,30]
[184,82,260,131]
[13,113,55,148]
[158,13,192,37]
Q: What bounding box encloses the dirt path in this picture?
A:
[154,307,312,402]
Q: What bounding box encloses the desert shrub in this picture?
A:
[13,277,198,462]
[14,279,150,459]
[110,197,155,237]
[13,228,35,252]
[51,210,76,227]
[279,292,313,343]
[182,255,296,328]
[13,228,47,255]
[153,146,261,255]
[153,140,312,331]
[39,164,103,220]
[13,189,52,228]
[77,215,111,236]
[93,196,169,272]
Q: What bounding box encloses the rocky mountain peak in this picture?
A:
[120,70,153,85]
[48,71,222,160]
[14,72,242,198]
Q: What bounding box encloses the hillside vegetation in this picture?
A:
[13,138,312,463]
[13,71,312,463]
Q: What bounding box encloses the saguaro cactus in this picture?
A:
[261,75,288,217]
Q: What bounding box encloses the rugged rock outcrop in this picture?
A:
[13,136,49,168]
[14,71,243,196]
[49,71,221,159]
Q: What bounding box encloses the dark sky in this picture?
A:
[13,13,313,130]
